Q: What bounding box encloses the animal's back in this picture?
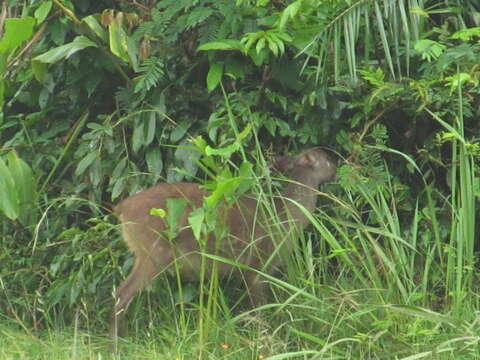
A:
[115,182,208,256]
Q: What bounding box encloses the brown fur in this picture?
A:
[111,148,336,336]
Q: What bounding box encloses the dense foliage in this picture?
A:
[1,0,480,358]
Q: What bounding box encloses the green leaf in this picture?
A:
[188,207,205,241]
[6,151,37,225]
[445,73,477,94]
[205,177,241,207]
[109,22,129,62]
[0,54,5,108]
[111,178,125,200]
[237,123,252,141]
[166,197,187,234]
[450,27,480,41]
[111,157,127,182]
[205,143,239,157]
[150,207,166,218]
[146,148,163,176]
[207,62,223,92]
[33,36,97,64]
[279,1,301,29]
[386,305,460,326]
[0,17,36,53]
[414,39,446,62]
[0,156,18,220]
[31,60,46,82]
[198,40,244,51]
[170,121,191,142]
[237,161,254,195]
[82,15,107,41]
[145,112,156,146]
[75,151,97,176]
[132,119,144,153]
[34,1,53,24]
[256,37,266,55]
[193,136,208,153]
[126,36,139,71]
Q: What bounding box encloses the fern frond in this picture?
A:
[133,57,164,93]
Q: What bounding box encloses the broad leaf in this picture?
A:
[0,17,36,53]
[109,22,129,62]
[6,151,37,225]
[83,15,107,41]
[146,148,163,177]
[0,156,18,220]
[34,1,53,24]
[188,207,205,241]
[34,36,97,64]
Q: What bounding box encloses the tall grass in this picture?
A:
[2,89,479,360]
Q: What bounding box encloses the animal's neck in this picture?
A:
[279,172,319,229]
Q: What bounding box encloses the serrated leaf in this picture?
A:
[450,27,480,41]
[75,151,97,176]
[33,36,97,64]
[207,62,223,92]
[0,17,36,53]
[34,1,53,24]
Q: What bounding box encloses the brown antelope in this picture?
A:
[111,147,336,336]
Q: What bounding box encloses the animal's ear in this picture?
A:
[297,152,318,167]
[272,155,293,173]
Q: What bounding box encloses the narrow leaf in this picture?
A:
[75,152,97,176]
[198,40,244,51]
[145,111,156,146]
[207,62,223,92]
[132,119,144,153]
